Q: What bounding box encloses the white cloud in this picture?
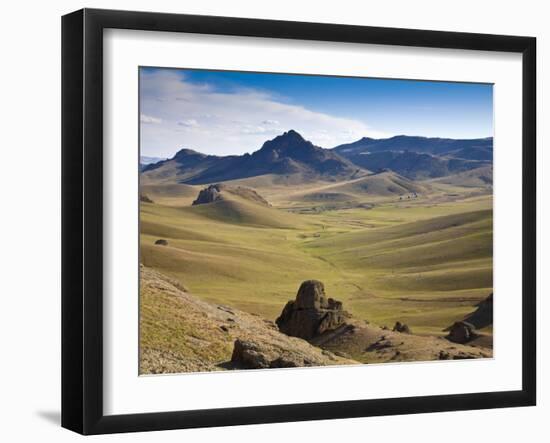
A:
[177,119,199,127]
[139,70,387,158]
[140,114,162,124]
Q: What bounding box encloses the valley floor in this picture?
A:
[140,173,493,371]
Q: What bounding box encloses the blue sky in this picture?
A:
[140,67,493,158]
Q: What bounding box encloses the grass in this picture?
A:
[140,175,493,337]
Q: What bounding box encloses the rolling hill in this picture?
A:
[326,170,427,196]
[289,170,428,205]
[139,130,493,344]
[427,165,493,188]
[186,184,307,228]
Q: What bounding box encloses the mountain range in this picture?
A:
[141,131,493,184]
[333,135,492,179]
[142,130,364,184]
[139,155,166,172]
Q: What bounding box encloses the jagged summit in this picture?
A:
[174,147,207,158]
[256,130,314,154]
[142,130,364,184]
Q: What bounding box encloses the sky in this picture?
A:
[140,67,493,158]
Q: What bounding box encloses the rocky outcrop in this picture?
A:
[315,319,491,363]
[154,239,168,246]
[192,183,271,207]
[192,184,224,205]
[463,293,493,329]
[446,321,478,344]
[140,267,356,374]
[275,280,350,340]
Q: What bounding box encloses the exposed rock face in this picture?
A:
[192,184,224,205]
[446,321,478,344]
[276,280,350,340]
[154,239,168,246]
[463,293,493,329]
[393,321,411,334]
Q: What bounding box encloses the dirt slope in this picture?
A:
[310,320,492,364]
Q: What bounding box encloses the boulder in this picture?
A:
[231,340,271,369]
[446,321,478,344]
[140,193,153,203]
[393,321,411,334]
[230,339,342,369]
[276,280,350,340]
[154,239,168,246]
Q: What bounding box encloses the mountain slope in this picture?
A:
[427,165,493,188]
[141,130,366,185]
[334,148,490,179]
[334,135,493,156]
[333,135,492,179]
[141,148,236,184]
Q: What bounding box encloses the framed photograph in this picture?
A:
[62,8,536,435]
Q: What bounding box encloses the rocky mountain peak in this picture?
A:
[259,130,313,153]
[174,148,207,160]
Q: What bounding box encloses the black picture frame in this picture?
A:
[62,8,537,435]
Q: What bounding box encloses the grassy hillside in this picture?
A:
[140,177,492,336]
[428,165,493,188]
[140,183,199,206]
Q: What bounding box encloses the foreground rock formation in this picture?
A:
[275,280,350,340]
[274,280,492,363]
[140,270,493,373]
[139,266,355,374]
